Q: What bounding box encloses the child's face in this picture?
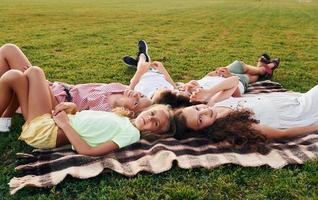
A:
[181,104,217,130]
[122,90,152,112]
[134,105,170,134]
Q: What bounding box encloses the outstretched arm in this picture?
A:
[53,111,119,156]
[252,123,318,139]
[190,76,240,105]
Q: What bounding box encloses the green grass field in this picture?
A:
[1,0,318,199]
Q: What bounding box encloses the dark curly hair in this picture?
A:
[152,89,199,108]
[174,108,270,154]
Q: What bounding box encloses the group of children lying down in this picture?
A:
[1,41,317,156]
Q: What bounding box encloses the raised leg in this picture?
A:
[241,63,265,75]
[1,94,19,117]
[24,66,53,122]
[129,54,151,90]
[0,70,29,119]
[247,74,259,83]
[0,44,32,77]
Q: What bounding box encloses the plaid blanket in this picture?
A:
[10,80,307,195]
[245,80,287,94]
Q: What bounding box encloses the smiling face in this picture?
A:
[181,104,217,130]
[122,90,152,113]
[134,105,171,134]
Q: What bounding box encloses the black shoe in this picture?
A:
[123,56,138,68]
[137,40,150,62]
[259,53,271,64]
[271,57,280,70]
[259,57,280,81]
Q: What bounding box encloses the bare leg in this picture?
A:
[2,94,19,117]
[241,63,266,75]
[0,70,29,119]
[25,67,70,146]
[0,44,32,117]
[137,53,147,67]
[0,44,31,77]
[24,66,53,122]
[129,54,150,89]
[247,74,259,83]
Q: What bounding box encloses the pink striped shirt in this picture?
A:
[50,82,128,112]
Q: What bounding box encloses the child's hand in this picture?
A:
[183,80,200,93]
[53,111,70,129]
[124,89,142,99]
[23,64,31,71]
[53,102,77,116]
[190,87,210,103]
[151,61,164,70]
[216,67,232,77]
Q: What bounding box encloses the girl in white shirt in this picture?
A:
[173,85,318,151]
[129,53,242,108]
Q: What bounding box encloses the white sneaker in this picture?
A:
[0,117,11,132]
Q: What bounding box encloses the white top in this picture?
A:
[214,86,318,128]
[197,76,245,94]
[134,69,174,98]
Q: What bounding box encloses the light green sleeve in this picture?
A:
[112,129,140,148]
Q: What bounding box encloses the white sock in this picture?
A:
[0,117,12,132]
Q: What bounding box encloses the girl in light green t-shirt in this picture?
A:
[0,66,175,156]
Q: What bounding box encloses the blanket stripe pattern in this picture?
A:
[12,80,316,195]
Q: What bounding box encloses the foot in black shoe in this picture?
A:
[138,40,150,62]
[259,57,280,81]
[123,56,138,68]
[259,53,271,65]
[271,57,280,69]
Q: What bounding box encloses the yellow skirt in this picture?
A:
[19,114,58,149]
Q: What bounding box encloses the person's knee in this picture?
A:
[0,43,19,54]
[25,66,45,78]
[0,70,24,85]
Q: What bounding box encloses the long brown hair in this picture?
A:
[174,108,270,154]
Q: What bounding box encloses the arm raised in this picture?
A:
[190,76,240,104]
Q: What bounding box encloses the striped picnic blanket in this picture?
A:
[12,80,315,195]
[245,80,287,93]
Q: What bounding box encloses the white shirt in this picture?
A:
[134,69,174,98]
[214,86,318,128]
[197,76,245,94]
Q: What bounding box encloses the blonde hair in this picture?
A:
[139,104,176,139]
[112,107,135,119]
[113,104,176,140]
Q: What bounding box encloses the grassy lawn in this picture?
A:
[1,0,318,199]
